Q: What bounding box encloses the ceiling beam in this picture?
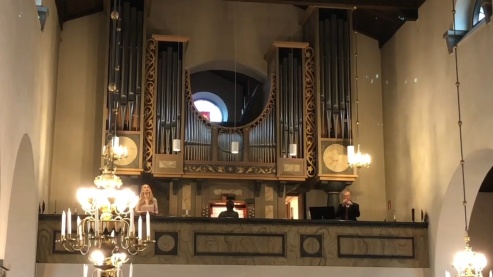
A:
[225,0,419,10]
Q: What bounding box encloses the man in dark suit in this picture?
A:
[336,190,360,221]
[218,200,239,218]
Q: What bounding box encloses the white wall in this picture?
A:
[147,0,303,78]
[0,0,59,263]
[49,12,106,213]
[350,33,386,221]
[381,0,493,274]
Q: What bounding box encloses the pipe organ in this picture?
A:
[101,2,357,200]
[104,0,145,174]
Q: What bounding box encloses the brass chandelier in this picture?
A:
[57,1,154,276]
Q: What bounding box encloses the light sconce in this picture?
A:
[231,141,239,154]
[172,139,181,152]
[289,143,297,157]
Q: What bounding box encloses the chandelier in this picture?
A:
[449,0,487,275]
[57,1,154,276]
[348,8,371,169]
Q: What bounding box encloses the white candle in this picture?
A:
[445,271,450,277]
[129,263,133,277]
[77,216,82,240]
[146,211,151,238]
[489,270,492,277]
[129,208,134,235]
[67,209,72,235]
[83,264,88,277]
[61,211,66,237]
[95,208,99,235]
[138,216,142,240]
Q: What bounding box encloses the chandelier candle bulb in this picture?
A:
[95,207,99,236]
[490,270,492,277]
[347,145,355,164]
[129,263,133,277]
[138,216,142,241]
[146,212,150,238]
[67,209,72,235]
[112,136,119,149]
[61,211,66,237]
[77,216,82,240]
[129,208,134,235]
[83,264,88,277]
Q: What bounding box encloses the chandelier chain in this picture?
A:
[451,0,468,233]
[353,9,360,145]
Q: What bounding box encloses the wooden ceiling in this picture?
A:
[55,0,426,46]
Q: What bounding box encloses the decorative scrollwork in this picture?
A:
[144,39,156,173]
[305,47,316,177]
[184,164,276,175]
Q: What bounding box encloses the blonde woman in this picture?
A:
[135,184,158,214]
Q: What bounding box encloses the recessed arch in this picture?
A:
[4,134,37,277]
[434,149,493,277]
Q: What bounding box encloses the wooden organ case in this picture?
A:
[143,39,315,184]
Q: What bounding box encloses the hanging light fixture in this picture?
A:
[231,3,239,155]
[448,0,487,276]
[289,143,297,157]
[172,138,181,152]
[57,1,154,276]
[348,7,371,169]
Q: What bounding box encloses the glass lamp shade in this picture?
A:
[231,141,239,154]
[453,245,487,277]
[289,143,297,157]
[94,173,123,190]
[77,187,138,215]
[172,139,181,152]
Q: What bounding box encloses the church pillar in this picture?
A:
[320,181,348,208]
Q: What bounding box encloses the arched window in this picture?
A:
[193,99,224,122]
[473,0,492,26]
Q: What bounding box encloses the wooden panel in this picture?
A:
[194,233,285,257]
[153,153,184,174]
[338,235,415,259]
[278,158,306,177]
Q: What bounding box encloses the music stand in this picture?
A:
[309,206,336,220]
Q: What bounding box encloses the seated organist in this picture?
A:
[336,190,360,221]
[218,200,239,218]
